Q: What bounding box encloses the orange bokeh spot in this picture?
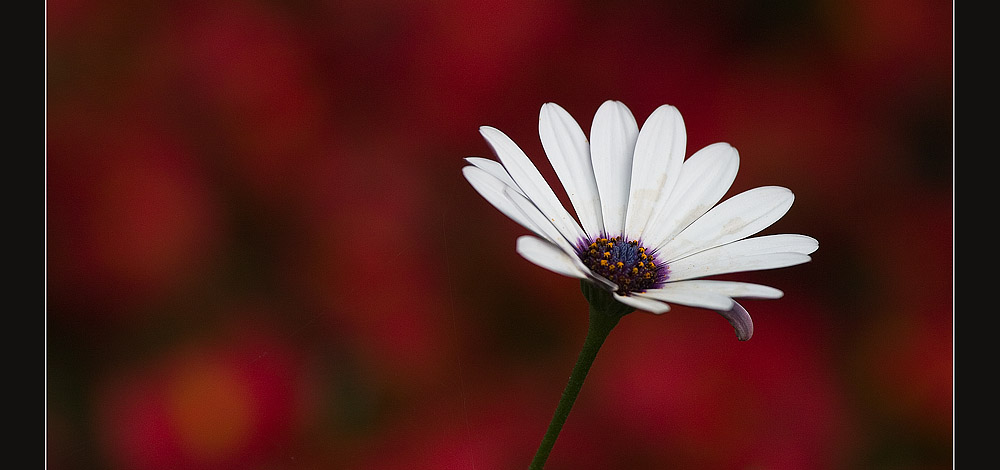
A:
[166,359,254,464]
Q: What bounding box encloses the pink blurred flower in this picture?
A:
[93,325,311,470]
[47,108,222,319]
[587,298,852,469]
[165,0,333,207]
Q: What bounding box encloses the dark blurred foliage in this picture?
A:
[46,0,952,469]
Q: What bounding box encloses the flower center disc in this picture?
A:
[577,236,665,295]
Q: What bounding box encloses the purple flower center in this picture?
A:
[577,235,667,295]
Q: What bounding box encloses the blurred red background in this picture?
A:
[46,1,953,469]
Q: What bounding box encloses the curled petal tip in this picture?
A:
[717,301,754,341]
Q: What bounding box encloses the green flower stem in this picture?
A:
[528,282,633,469]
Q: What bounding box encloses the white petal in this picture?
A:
[589,101,639,236]
[668,233,818,264]
[480,126,587,244]
[666,249,811,282]
[658,279,784,299]
[539,103,605,239]
[613,292,671,314]
[635,285,734,311]
[656,186,795,262]
[515,235,589,280]
[625,105,686,240]
[465,171,616,290]
[504,187,618,291]
[718,301,754,341]
[501,186,576,251]
[463,157,524,197]
[641,142,739,250]
[463,166,547,239]
[707,233,819,256]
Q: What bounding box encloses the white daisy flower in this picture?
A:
[463,100,817,341]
